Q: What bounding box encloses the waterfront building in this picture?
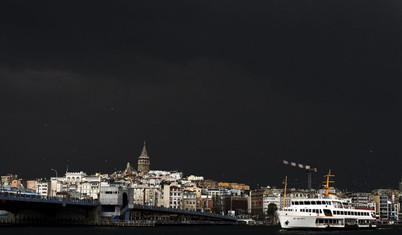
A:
[345,192,376,210]
[159,182,183,209]
[287,188,314,199]
[50,176,67,196]
[380,195,389,220]
[66,171,87,184]
[137,142,150,177]
[250,187,272,216]
[100,185,122,205]
[197,191,213,212]
[193,186,203,199]
[169,185,182,209]
[182,190,197,210]
[26,180,38,192]
[1,174,18,185]
[99,184,130,220]
[11,179,25,190]
[196,188,212,211]
[37,180,49,196]
[231,196,249,214]
[79,176,101,199]
[51,178,64,197]
[132,185,146,205]
[371,189,400,221]
[262,188,310,216]
[263,193,281,215]
[130,183,160,206]
[207,187,231,213]
[49,171,102,199]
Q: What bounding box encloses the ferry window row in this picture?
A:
[300,209,322,213]
[358,220,372,225]
[333,211,369,216]
[292,201,332,205]
[316,218,343,224]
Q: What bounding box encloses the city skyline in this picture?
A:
[2,145,400,223]
[1,1,402,191]
[2,141,401,192]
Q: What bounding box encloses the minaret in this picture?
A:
[123,162,133,176]
[137,141,150,176]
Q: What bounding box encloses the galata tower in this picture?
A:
[137,141,150,176]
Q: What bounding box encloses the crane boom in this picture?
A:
[282,160,317,190]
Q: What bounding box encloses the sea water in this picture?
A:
[0,225,402,235]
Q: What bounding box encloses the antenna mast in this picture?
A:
[323,169,335,197]
[282,176,287,210]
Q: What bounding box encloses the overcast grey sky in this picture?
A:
[1,0,401,191]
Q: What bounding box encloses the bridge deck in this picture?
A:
[0,191,99,207]
[129,203,237,221]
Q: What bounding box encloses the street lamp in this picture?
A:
[51,168,58,178]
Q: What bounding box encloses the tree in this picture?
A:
[267,203,278,223]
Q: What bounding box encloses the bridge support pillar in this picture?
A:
[87,206,100,224]
[7,212,15,221]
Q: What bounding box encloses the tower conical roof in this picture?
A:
[139,141,149,158]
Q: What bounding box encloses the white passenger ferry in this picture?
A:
[276,170,376,230]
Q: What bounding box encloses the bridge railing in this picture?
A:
[0,190,99,206]
[129,203,237,221]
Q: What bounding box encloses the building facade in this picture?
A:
[182,191,197,210]
[37,180,49,196]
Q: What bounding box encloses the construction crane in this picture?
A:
[282,160,317,190]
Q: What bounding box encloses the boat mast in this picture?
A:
[283,176,287,210]
[323,169,335,197]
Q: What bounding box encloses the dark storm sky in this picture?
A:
[1,0,401,191]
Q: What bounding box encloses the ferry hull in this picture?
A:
[278,214,320,229]
[277,213,377,230]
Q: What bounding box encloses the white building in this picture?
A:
[100,186,122,205]
[80,176,101,199]
[208,188,231,199]
[130,183,161,206]
[37,181,49,196]
[169,185,182,209]
[66,171,87,184]
[50,171,102,199]
[148,170,183,182]
[99,185,127,218]
[263,193,281,214]
[187,175,204,181]
[50,177,67,196]
[159,182,183,209]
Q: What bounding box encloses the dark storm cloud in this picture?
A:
[1,0,402,191]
